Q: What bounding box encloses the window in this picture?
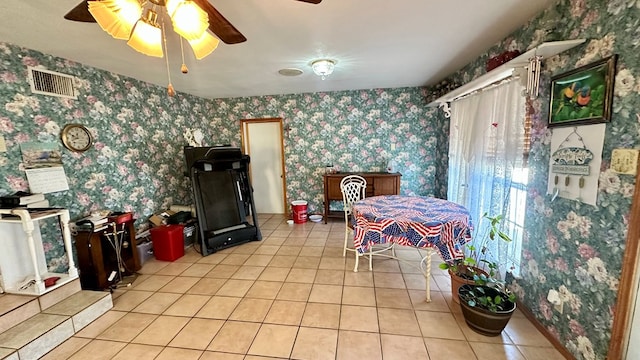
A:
[502,167,528,277]
[447,78,528,280]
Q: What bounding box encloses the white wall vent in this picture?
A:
[28,67,77,99]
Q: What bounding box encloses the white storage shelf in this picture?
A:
[0,208,78,295]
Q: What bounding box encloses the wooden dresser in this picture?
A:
[323,172,401,223]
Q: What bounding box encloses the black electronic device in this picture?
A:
[187,146,261,255]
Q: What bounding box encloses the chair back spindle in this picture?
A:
[340,175,367,220]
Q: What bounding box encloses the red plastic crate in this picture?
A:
[150,225,184,261]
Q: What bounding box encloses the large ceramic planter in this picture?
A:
[448,266,488,303]
[458,284,516,336]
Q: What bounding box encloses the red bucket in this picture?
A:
[291,200,308,224]
[150,225,185,262]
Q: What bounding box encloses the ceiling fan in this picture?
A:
[64,0,323,45]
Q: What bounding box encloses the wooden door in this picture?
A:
[608,160,640,358]
[241,118,287,215]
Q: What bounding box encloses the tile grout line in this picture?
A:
[41,214,562,359]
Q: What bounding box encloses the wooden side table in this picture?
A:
[74,219,140,290]
[323,172,401,223]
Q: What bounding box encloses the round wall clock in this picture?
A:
[61,124,93,152]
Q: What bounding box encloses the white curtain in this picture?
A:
[447,79,526,278]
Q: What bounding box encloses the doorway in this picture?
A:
[626,269,640,359]
[608,161,640,358]
[240,118,287,215]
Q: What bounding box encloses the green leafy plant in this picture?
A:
[469,271,516,309]
[458,282,516,313]
[438,213,511,280]
[442,212,518,314]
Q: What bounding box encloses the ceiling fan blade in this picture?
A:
[192,0,247,44]
[296,0,323,3]
[64,0,96,22]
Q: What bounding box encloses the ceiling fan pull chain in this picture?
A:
[180,37,189,74]
[162,20,176,97]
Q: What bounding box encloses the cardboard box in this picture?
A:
[149,210,176,227]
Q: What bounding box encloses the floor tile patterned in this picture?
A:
[41,214,563,359]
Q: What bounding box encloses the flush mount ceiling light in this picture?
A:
[311,59,336,80]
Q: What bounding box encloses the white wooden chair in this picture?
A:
[341,175,398,272]
[340,175,378,271]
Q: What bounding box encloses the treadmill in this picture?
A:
[186,146,261,256]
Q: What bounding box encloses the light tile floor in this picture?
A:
[43,214,567,359]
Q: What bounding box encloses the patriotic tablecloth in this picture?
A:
[352,195,473,262]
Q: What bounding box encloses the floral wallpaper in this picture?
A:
[208,89,448,213]
[432,0,640,359]
[0,42,445,272]
[4,0,637,357]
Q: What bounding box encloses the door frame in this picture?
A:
[240,117,288,216]
[608,159,640,358]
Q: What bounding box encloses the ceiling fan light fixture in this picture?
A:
[165,0,183,17]
[88,0,142,40]
[126,9,163,57]
[115,0,144,24]
[311,59,335,80]
[188,31,220,59]
[171,1,209,40]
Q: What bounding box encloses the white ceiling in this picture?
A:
[0,0,556,99]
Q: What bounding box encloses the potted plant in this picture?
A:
[439,213,517,335]
[457,273,516,336]
[438,213,511,303]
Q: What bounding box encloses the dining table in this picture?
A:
[352,195,473,302]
